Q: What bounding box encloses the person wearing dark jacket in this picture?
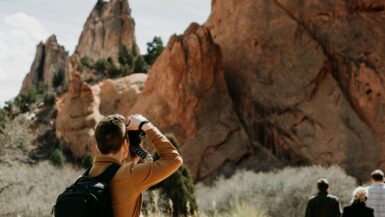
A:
[342,186,374,217]
[305,178,342,217]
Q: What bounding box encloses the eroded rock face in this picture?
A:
[55,69,147,158]
[75,0,138,62]
[205,0,385,180]
[129,24,280,182]
[55,69,103,158]
[20,35,68,93]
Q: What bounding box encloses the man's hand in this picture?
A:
[126,114,150,131]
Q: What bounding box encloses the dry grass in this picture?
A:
[0,161,80,217]
[195,166,357,217]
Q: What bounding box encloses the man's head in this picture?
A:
[317,178,329,192]
[371,169,384,182]
[95,114,126,154]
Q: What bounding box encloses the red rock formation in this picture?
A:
[53,0,385,182]
[129,24,280,181]
[56,58,103,158]
[205,0,385,180]
[75,0,138,62]
[20,35,68,93]
[55,55,147,158]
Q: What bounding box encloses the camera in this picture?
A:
[125,126,153,162]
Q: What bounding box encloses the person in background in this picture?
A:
[342,187,374,217]
[305,178,342,217]
[367,169,385,217]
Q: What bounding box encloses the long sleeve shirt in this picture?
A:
[305,192,342,217]
[89,126,183,217]
[367,183,385,217]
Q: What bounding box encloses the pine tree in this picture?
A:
[151,134,198,216]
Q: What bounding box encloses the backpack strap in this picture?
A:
[93,163,121,183]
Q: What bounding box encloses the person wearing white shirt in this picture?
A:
[367,170,385,217]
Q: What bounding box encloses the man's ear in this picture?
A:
[122,140,129,152]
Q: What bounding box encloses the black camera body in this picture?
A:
[126,129,153,162]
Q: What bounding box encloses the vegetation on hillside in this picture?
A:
[80,37,164,84]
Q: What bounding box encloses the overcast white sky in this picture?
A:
[0,0,211,105]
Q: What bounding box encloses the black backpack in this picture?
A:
[53,163,120,217]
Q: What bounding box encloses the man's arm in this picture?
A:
[128,121,183,193]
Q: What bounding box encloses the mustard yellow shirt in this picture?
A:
[89,126,183,217]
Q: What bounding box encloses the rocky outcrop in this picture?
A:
[75,0,138,62]
[56,58,103,158]
[205,0,385,180]
[20,35,68,93]
[129,24,280,182]
[55,56,147,158]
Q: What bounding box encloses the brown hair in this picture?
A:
[95,114,126,154]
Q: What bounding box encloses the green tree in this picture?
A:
[96,0,104,11]
[80,56,94,68]
[144,36,164,66]
[43,92,56,107]
[49,148,66,167]
[118,44,134,66]
[151,135,198,217]
[52,68,65,89]
[133,56,147,73]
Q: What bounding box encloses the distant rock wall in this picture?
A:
[75,0,138,62]
[20,35,68,93]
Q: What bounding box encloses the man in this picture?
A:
[89,114,183,217]
[305,178,342,217]
[367,169,385,217]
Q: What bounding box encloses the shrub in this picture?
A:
[118,44,134,66]
[9,83,49,115]
[0,161,80,217]
[196,166,357,217]
[81,153,93,168]
[222,203,268,217]
[80,56,94,68]
[43,92,56,107]
[49,148,66,167]
[0,108,8,134]
[134,56,147,73]
[96,0,105,11]
[0,115,34,162]
[144,36,164,66]
[150,135,198,217]
[52,68,65,89]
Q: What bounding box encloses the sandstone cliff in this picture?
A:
[20,35,68,93]
[129,24,280,181]
[53,0,385,182]
[75,0,138,62]
[205,0,385,179]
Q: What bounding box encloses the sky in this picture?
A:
[0,0,211,105]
